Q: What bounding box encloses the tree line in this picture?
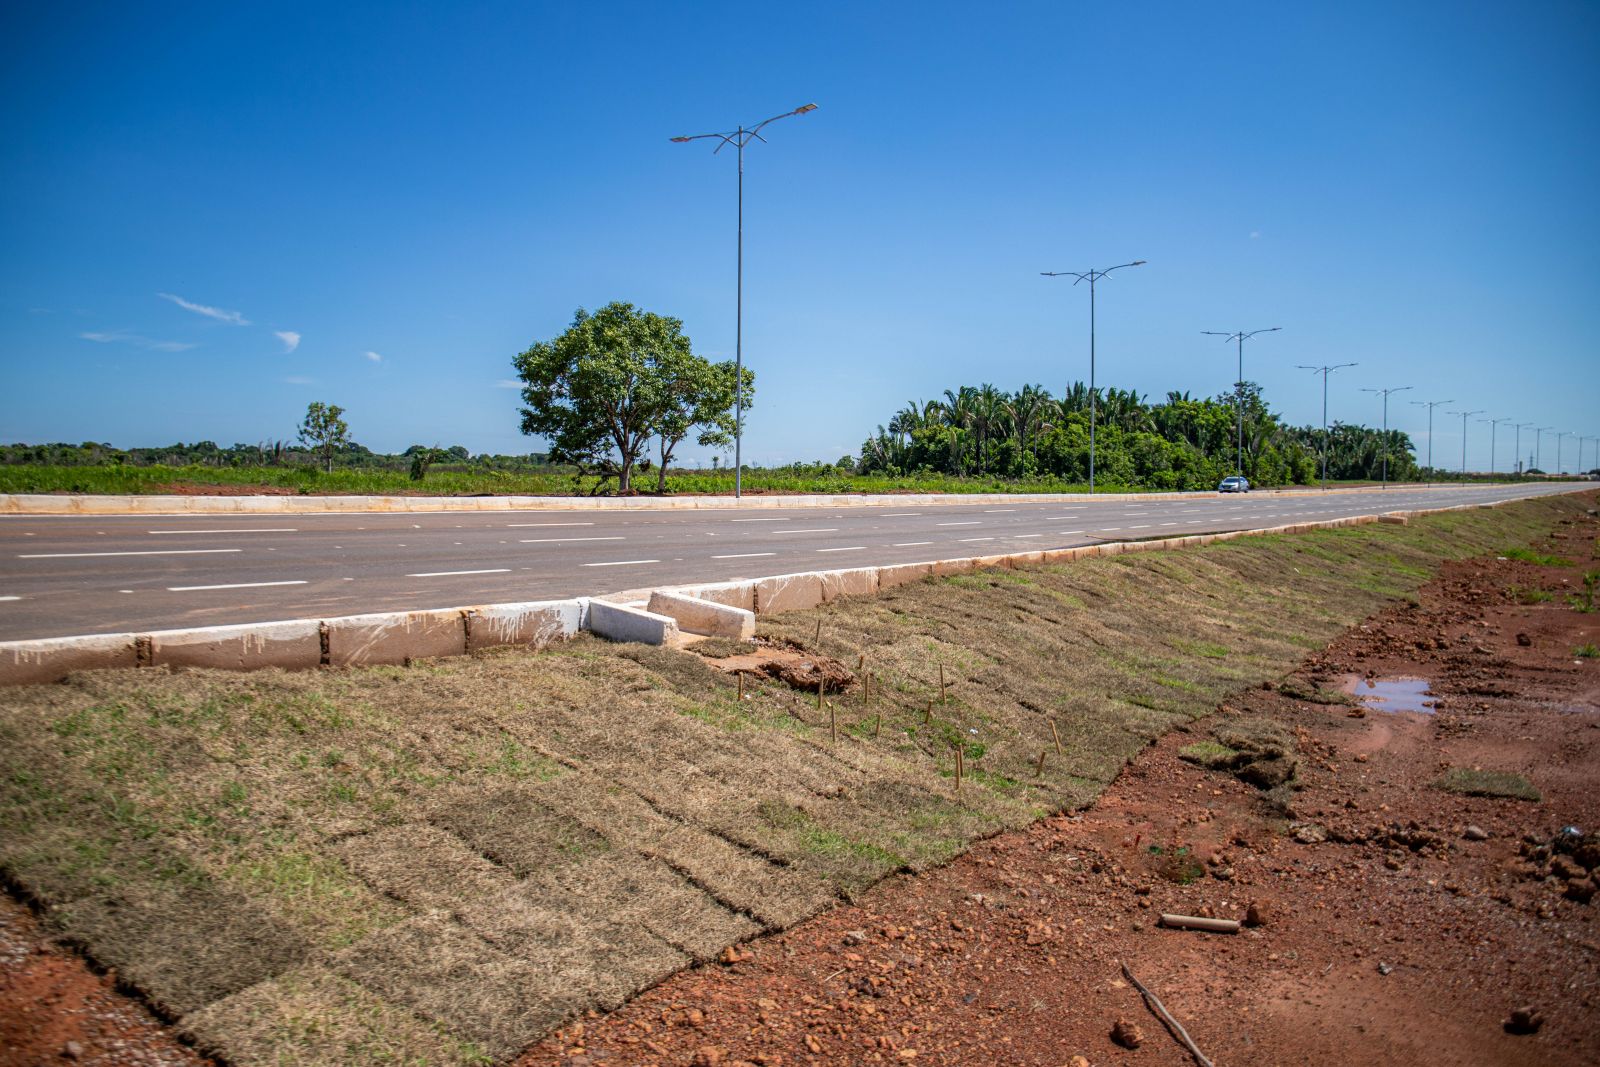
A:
[857,382,1422,488]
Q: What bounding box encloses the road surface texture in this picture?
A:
[0,483,1579,640]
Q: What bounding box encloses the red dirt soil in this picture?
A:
[4,502,1598,1067]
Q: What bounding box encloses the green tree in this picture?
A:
[513,302,743,494]
[652,350,751,493]
[297,402,349,474]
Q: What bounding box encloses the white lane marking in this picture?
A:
[776,528,839,534]
[937,521,981,526]
[1130,524,1152,529]
[519,536,625,543]
[1014,534,1043,539]
[19,548,243,559]
[1100,527,1122,532]
[147,528,298,535]
[1160,522,1178,526]
[713,552,777,559]
[406,568,512,578]
[167,580,308,592]
[881,512,922,517]
[507,522,594,527]
[581,559,660,567]
[730,517,790,522]
[893,541,933,547]
[0,595,20,601]
[1059,530,1084,535]
[959,536,995,542]
[983,508,1017,513]
[817,546,866,552]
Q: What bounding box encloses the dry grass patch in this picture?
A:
[0,492,1586,1064]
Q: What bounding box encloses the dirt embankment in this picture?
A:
[1,494,1596,1066]
[510,502,1600,1067]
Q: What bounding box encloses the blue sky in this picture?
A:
[3,1,1597,472]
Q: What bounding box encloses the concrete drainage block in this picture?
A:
[585,600,681,646]
[645,591,755,641]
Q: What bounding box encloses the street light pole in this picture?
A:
[1536,427,1553,472]
[1362,386,1413,488]
[1480,416,1508,477]
[1203,327,1281,479]
[1409,398,1454,485]
[1555,430,1569,475]
[1446,409,1485,476]
[672,102,818,499]
[1510,422,1532,476]
[1041,261,1146,492]
[1297,362,1356,487]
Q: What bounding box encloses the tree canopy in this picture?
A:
[513,302,750,493]
[297,402,350,474]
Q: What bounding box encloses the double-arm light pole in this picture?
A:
[1555,430,1569,475]
[1480,416,1509,477]
[1041,261,1146,492]
[1447,409,1485,475]
[1203,327,1281,479]
[1297,362,1356,487]
[1511,422,1533,476]
[1536,427,1553,472]
[672,103,818,499]
[1362,386,1413,487]
[1411,398,1454,484]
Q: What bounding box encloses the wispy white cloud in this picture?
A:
[365,350,383,363]
[494,379,521,389]
[80,330,196,352]
[158,292,249,325]
[274,330,302,354]
[284,375,313,385]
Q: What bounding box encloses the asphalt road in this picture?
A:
[0,483,1583,641]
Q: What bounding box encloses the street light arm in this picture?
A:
[750,102,819,136]
[1240,327,1282,340]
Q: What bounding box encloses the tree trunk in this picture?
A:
[618,456,632,493]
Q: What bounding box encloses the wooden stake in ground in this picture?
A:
[1036,750,1047,777]
[815,619,822,645]
[924,700,933,725]
[939,662,947,705]
[873,713,882,739]
[817,676,825,711]
[736,671,745,701]
[1119,961,1215,1067]
[954,745,963,791]
[829,702,837,743]
[1050,719,1062,756]
[857,653,865,671]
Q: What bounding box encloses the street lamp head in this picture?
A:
[669,136,692,143]
[1131,260,1147,266]
[794,103,819,115]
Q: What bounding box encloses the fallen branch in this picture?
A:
[1120,961,1215,1067]
[1158,913,1240,934]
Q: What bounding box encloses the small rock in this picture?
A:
[1504,1007,1544,1035]
[1110,1018,1145,1049]
[1244,902,1267,927]
[1377,962,1394,976]
[1517,633,1533,647]
[843,929,867,946]
[804,1034,824,1055]
[691,1047,725,1067]
[1070,1057,1091,1067]
[1293,823,1328,845]
[62,1042,84,1062]
[1564,877,1596,903]
[1464,825,1489,841]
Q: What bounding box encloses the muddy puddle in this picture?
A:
[1343,675,1437,714]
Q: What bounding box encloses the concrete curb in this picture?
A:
[0,483,1508,517]
[0,491,1566,687]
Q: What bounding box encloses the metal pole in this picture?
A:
[734,130,744,499]
[1089,273,1097,492]
[671,103,816,502]
[1511,423,1531,476]
[1320,368,1329,485]
[1236,334,1245,479]
[1383,394,1390,486]
[1042,261,1144,495]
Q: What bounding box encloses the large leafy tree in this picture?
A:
[514,302,745,494]
[297,402,349,474]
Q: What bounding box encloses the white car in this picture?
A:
[1218,476,1250,493]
